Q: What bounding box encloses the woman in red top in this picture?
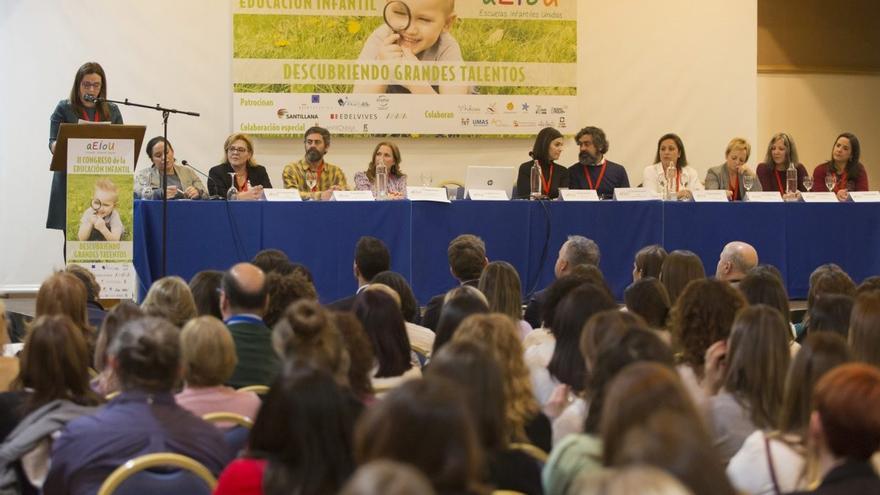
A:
[755,132,809,200]
[812,132,869,201]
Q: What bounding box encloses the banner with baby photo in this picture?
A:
[65,138,136,299]
[232,0,577,136]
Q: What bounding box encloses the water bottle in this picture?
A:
[375,160,388,200]
[665,164,677,200]
[786,162,797,195]
[529,160,542,199]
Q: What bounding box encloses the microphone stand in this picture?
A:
[97,97,200,278]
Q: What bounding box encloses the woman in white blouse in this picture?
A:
[642,133,703,200]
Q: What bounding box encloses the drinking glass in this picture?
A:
[420,172,433,187]
[802,175,813,192]
[742,174,754,192]
[305,170,318,191]
[136,175,153,200]
[226,172,238,201]
[824,174,836,192]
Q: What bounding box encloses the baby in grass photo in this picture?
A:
[354,0,471,94]
[78,178,124,241]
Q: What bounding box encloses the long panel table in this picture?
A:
[134,200,880,304]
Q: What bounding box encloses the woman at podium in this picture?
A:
[47,62,123,231]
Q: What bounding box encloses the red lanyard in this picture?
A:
[831,169,847,192]
[774,170,785,194]
[81,109,101,122]
[310,162,325,192]
[541,163,553,196]
[729,173,739,200]
[584,161,607,191]
[235,169,249,191]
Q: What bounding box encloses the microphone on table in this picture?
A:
[181,160,222,200]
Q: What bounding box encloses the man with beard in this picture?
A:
[567,126,629,199]
[282,126,348,200]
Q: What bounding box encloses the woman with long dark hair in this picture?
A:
[515,127,570,199]
[811,132,869,201]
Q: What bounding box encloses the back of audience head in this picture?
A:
[428,340,508,452]
[263,270,318,328]
[36,271,92,339]
[340,460,436,495]
[221,262,268,317]
[585,327,675,434]
[779,332,850,435]
[251,248,293,275]
[810,363,880,462]
[141,275,197,328]
[447,234,487,282]
[806,263,855,313]
[848,291,880,368]
[659,250,705,305]
[64,264,100,302]
[188,270,223,319]
[580,310,648,377]
[556,235,600,278]
[452,313,539,442]
[478,261,524,323]
[855,275,880,295]
[370,271,419,323]
[180,315,238,388]
[806,293,853,338]
[549,283,618,393]
[570,466,694,495]
[93,300,143,372]
[13,314,101,414]
[353,289,411,378]
[624,278,670,330]
[433,285,489,355]
[290,262,314,283]
[109,316,181,393]
[272,299,348,385]
[715,241,759,282]
[671,278,746,376]
[355,236,391,283]
[540,265,607,329]
[250,365,356,495]
[354,378,483,495]
[724,305,791,429]
[332,312,375,401]
[738,266,791,325]
[633,244,667,281]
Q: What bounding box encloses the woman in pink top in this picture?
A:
[175,316,260,422]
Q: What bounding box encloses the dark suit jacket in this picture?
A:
[421,279,480,331]
[788,461,880,495]
[226,318,279,388]
[327,294,357,312]
[523,288,548,329]
[208,162,273,197]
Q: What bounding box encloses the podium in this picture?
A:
[50,123,146,172]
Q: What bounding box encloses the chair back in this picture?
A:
[236,384,270,395]
[203,412,253,455]
[96,452,217,495]
[509,442,549,464]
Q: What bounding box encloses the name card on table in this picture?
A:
[468,189,509,201]
[332,190,375,201]
[263,189,302,201]
[745,191,784,202]
[559,189,600,201]
[407,186,450,203]
[800,192,838,203]
[692,190,730,202]
[849,191,880,202]
[613,188,662,201]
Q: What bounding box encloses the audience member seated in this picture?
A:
[755,132,809,199]
[189,270,224,319]
[515,126,570,199]
[428,341,543,494]
[134,136,207,199]
[566,126,630,199]
[849,292,880,368]
[478,261,531,339]
[328,236,391,311]
[353,290,420,393]
[811,132,869,201]
[175,316,261,422]
[340,460,435,495]
[797,264,856,341]
[90,300,143,396]
[659,250,705,306]
[453,314,552,452]
[208,133,272,200]
[856,275,880,295]
[727,333,851,494]
[370,272,434,355]
[44,317,231,495]
[714,241,758,286]
[642,133,704,200]
[220,263,278,389]
[788,364,880,494]
[670,278,746,406]
[332,312,376,404]
[140,275,197,328]
[0,315,101,492]
[631,244,667,283]
[64,264,106,329]
[271,300,349,387]
[250,249,294,276]
[738,265,793,334]
[364,282,434,360]
[569,465,692,495]
[0,300,18,392]
[214,366,357,495]
[524,265,607,350]
[805,294,854,340]
[705,137,761,200]
[524,235,600,330]
[263,270,317,328]
[702,305,791,464]
[431,286,489,356]
[623,277,671,334]
[353,142,408,199]
[35,272,95,357]
[422,234,488,331]
[355,378,484,495]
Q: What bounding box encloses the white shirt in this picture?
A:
[642,162,704,194]
[524,340,557,407]
[727,430,807,495]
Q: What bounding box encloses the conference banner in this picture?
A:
[65,138,136,299]
[232,0,577,136]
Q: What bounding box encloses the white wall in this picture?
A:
[0,0,757,292]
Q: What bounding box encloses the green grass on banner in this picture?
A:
[66,174,133,242]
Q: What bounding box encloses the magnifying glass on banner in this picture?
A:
[91,198,102,212]
[383,1,411,33]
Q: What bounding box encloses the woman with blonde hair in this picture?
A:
[478,261,531,339]
[705,137,760,200]
[140,276,197,328]
[755,132,809,199]
[208,133,273,199]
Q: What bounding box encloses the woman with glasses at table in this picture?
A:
[208,133,273,200]
[810,132,869,202]
[755,132,809,200]
[47,62,123,233]
[704,137,760,201]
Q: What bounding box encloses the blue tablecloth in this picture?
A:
[134,200,880,303]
